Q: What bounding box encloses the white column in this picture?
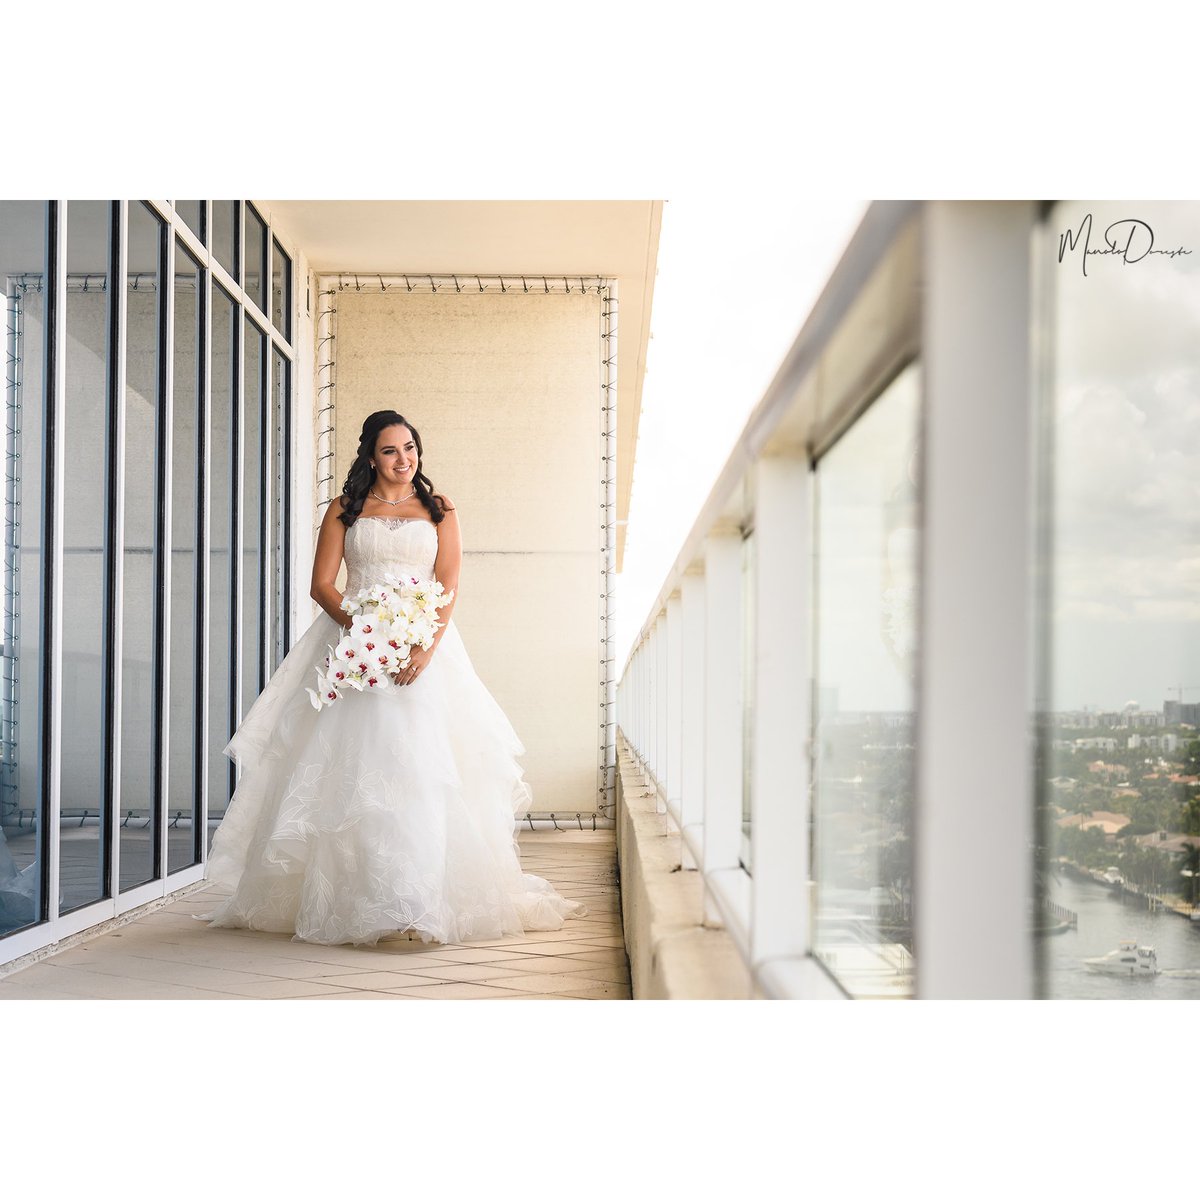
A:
[655,611,668,811]
[643,633,652,772]
[633,643,642,760]
[665,591,683,829]
[703,530,743,924]
[648,624,657,782]
[638,638,648,765]
[749,455,813,967]
[680,570,705,869]
[916,201,1037,999]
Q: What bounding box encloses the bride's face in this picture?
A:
[373,424,419,486]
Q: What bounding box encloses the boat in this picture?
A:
[1082,939,1159,976]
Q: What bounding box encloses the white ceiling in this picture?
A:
[258,199,663,570]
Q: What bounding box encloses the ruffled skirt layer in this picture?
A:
[198,612,586,946]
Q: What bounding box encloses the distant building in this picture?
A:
[1056,810,1132,836]
[1166,702,1200,726]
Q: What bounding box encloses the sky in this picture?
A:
[1048,200,1200,711]
[613,196,868,667]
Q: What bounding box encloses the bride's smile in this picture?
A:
[373,432,418,491]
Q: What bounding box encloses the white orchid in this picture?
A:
[309,572,453,711]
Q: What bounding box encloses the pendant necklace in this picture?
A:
[370,488,415,507]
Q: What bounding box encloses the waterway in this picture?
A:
[1042,870,1200,999]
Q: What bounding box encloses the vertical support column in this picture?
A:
[703,529,742,924]
[635,640,645,762]
[665,590,682,829]
[633,638,643,758]
[655,610,667,811]
[749,455,813,967]
[646,624,657,785]
[629,642,636,759]
[916,200,1037,999]
[680,569,705,869]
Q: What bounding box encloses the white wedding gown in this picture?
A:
[198,514,587,946]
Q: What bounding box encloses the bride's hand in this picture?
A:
[392,644,434,686]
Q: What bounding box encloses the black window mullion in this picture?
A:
[37,200,59,925]
[283,356,291,653]
[101,200,121,899]
[191,268,206,865]
[228,303,239,809]
[258,360,267,695]
[151,217,168,883]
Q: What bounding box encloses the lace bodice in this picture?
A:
[344,516,439,595]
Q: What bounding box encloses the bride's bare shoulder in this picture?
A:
[321,494,348,530]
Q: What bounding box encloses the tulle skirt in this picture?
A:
[197,611,586,946]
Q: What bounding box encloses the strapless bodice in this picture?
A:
[344,515,439,595]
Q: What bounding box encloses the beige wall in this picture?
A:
[333,290,602,815]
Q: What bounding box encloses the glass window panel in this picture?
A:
[244,204,267,314]
[212,201,238,283]
[60,200,113,913]
[271,237,291,341]
[167,238,202,875]
[119,202,163,891]
[270,346,289,671]
[175,202,204,246]
[207,283,236,849]
[241,316,264,714]
[1036,201,1200,999]
[741,527,755,872]
[0,201,48,936]
[812,362,920,999]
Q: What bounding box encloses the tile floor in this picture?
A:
[0,830,631,1001]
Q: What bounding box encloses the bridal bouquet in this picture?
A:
[306,572,454,710]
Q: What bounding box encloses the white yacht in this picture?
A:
[1082,939,1159,976]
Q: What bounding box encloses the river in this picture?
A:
[1042,870,1200,999]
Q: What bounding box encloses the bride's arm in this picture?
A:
[310,496,352,629]
[429,498,462,651]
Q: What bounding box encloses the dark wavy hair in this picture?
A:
[338,410,451,527]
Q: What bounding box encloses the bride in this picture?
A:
[198,409,587,946]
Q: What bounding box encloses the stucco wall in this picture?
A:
[333,290,602,816]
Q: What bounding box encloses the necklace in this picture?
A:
[370,487,415,507]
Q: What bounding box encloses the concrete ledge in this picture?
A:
[615,736,760,999]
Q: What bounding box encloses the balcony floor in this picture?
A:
[0,830,630,1000]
